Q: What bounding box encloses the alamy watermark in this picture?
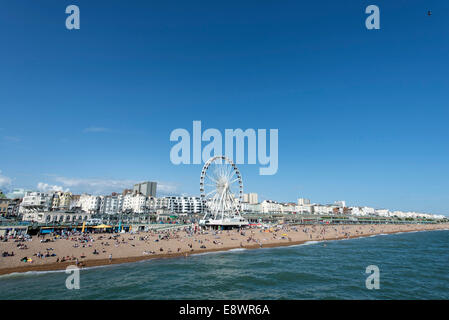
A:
[65,265,80,290]
[65,5,80,30]
[170,121,278,175]
[365,265,380,290]
[365,5,380,30]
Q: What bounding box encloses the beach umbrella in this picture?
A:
[93,224,112,229]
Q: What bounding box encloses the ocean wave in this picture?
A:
[227,248,247,252]
[0,268,67,279]
[287,240,322,248]
[190,251,222,257]
[191,248,247,257]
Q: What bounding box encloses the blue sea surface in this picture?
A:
[0,230,448,299]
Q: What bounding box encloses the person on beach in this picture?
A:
[109,253,112,262]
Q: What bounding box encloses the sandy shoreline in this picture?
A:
[1,223,448,276]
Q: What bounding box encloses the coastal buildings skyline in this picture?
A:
[1,172,449,217]
[1,180,446,220]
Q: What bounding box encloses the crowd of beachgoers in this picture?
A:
[0,222,448,274]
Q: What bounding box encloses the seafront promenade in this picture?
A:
[1,222,448,275]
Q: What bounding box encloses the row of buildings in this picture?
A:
[16,191,205,216]
[1,186,446,221]
[18,193,204,223]
[15,188,255,217]
[241,198,446,220]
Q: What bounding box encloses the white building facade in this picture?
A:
[19,192,54,214]
[77,194,101,213]
[122,193,147,213]
[100,194,123,215]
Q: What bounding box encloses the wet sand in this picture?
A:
[1,223,447,276]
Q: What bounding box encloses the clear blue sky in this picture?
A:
[0,1,448,215]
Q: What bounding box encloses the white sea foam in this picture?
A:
[302,240,321,246]
[287,240,322,248]
[191,251,222,257]
[0,260,137,279]
[192,247,248,257]
[0,268,66,279]
[227,248,247,252]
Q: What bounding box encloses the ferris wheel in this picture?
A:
[200,155,243,222]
